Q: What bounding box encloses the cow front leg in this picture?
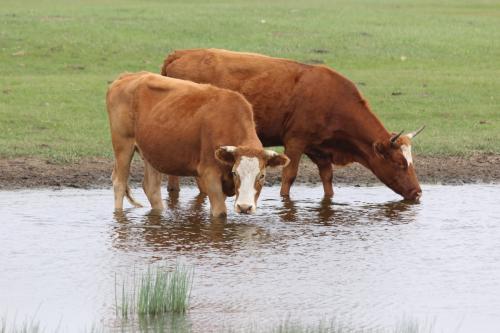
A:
[280,145,304,197]
[306,153,334,197]
[167,175,180,192]
[200,171,227,217]
[195,176,207,194]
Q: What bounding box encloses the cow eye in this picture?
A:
[259,173,265,180]
[232,171,237,177]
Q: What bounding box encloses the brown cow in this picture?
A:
[162,49,424,201]
[106,72,289,217]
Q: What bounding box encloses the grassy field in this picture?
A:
[1,0,499,162]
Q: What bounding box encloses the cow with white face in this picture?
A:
[106,71,289,217]
[215,146,289,214]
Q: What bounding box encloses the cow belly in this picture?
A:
[135,124,199,177]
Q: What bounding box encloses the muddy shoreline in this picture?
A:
[1,154,500,190]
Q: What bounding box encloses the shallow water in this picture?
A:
[1,185,499,332]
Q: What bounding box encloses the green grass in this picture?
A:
[1,0,499,160]
[115,265,193,319]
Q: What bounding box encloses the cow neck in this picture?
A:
[359,109,390,145]
[343,104,391,166]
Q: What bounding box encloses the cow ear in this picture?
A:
[373,142,386,159]
[264,150,290,168]
[215,146,237,165]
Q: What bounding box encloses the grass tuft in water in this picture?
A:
[0,316,42,333]
[225,317,435,333]
[115,265,193,319]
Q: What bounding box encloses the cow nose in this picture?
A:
[236,204,253,214]
[405,189,422,201]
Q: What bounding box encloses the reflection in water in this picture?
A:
[278,196,298,222]
[111,190,418,256]
[112,193,272,253]
[2,185,500,333]
[279,195,417,226]
[108,314,191,333]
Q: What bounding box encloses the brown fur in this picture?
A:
[106,71,288,216]
[162,48,422,200]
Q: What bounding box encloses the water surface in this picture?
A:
[1,185,499,332]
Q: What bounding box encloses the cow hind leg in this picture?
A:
[166,175,206,194]
[111,138,142,209]
[143,160,164,210]
[306,153,334,197]
[167,175,180,192]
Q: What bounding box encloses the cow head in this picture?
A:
[215,146,290,214]
[370,126,425,201]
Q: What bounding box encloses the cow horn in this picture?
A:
[406,125,426,139]
[390,130,404,144]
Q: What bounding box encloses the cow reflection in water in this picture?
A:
[111,191,418,252]
[112,193,272,252]
[278,196,418,225]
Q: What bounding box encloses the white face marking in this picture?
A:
[234,157,260,213]
[401,144,413,165]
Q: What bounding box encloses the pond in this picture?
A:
[1,185,499,332]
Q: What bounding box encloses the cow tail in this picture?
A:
[125,146,143,208]
[125,184,142,208]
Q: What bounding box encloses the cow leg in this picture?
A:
[167,175,180,192]
[306,153,334,197]
[200,170,227,217]
[280,145,304,197]
[143,160,164,210]
[111,137,140,210]
[195,176,207,194]
[167,175,206,194]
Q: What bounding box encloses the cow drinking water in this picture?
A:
[161,48,424,201]
[106,72,289,216]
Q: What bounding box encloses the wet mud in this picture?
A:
[1,154,500,189]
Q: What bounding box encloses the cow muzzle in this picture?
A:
[404,189,422,201]
[235,203,256,214]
